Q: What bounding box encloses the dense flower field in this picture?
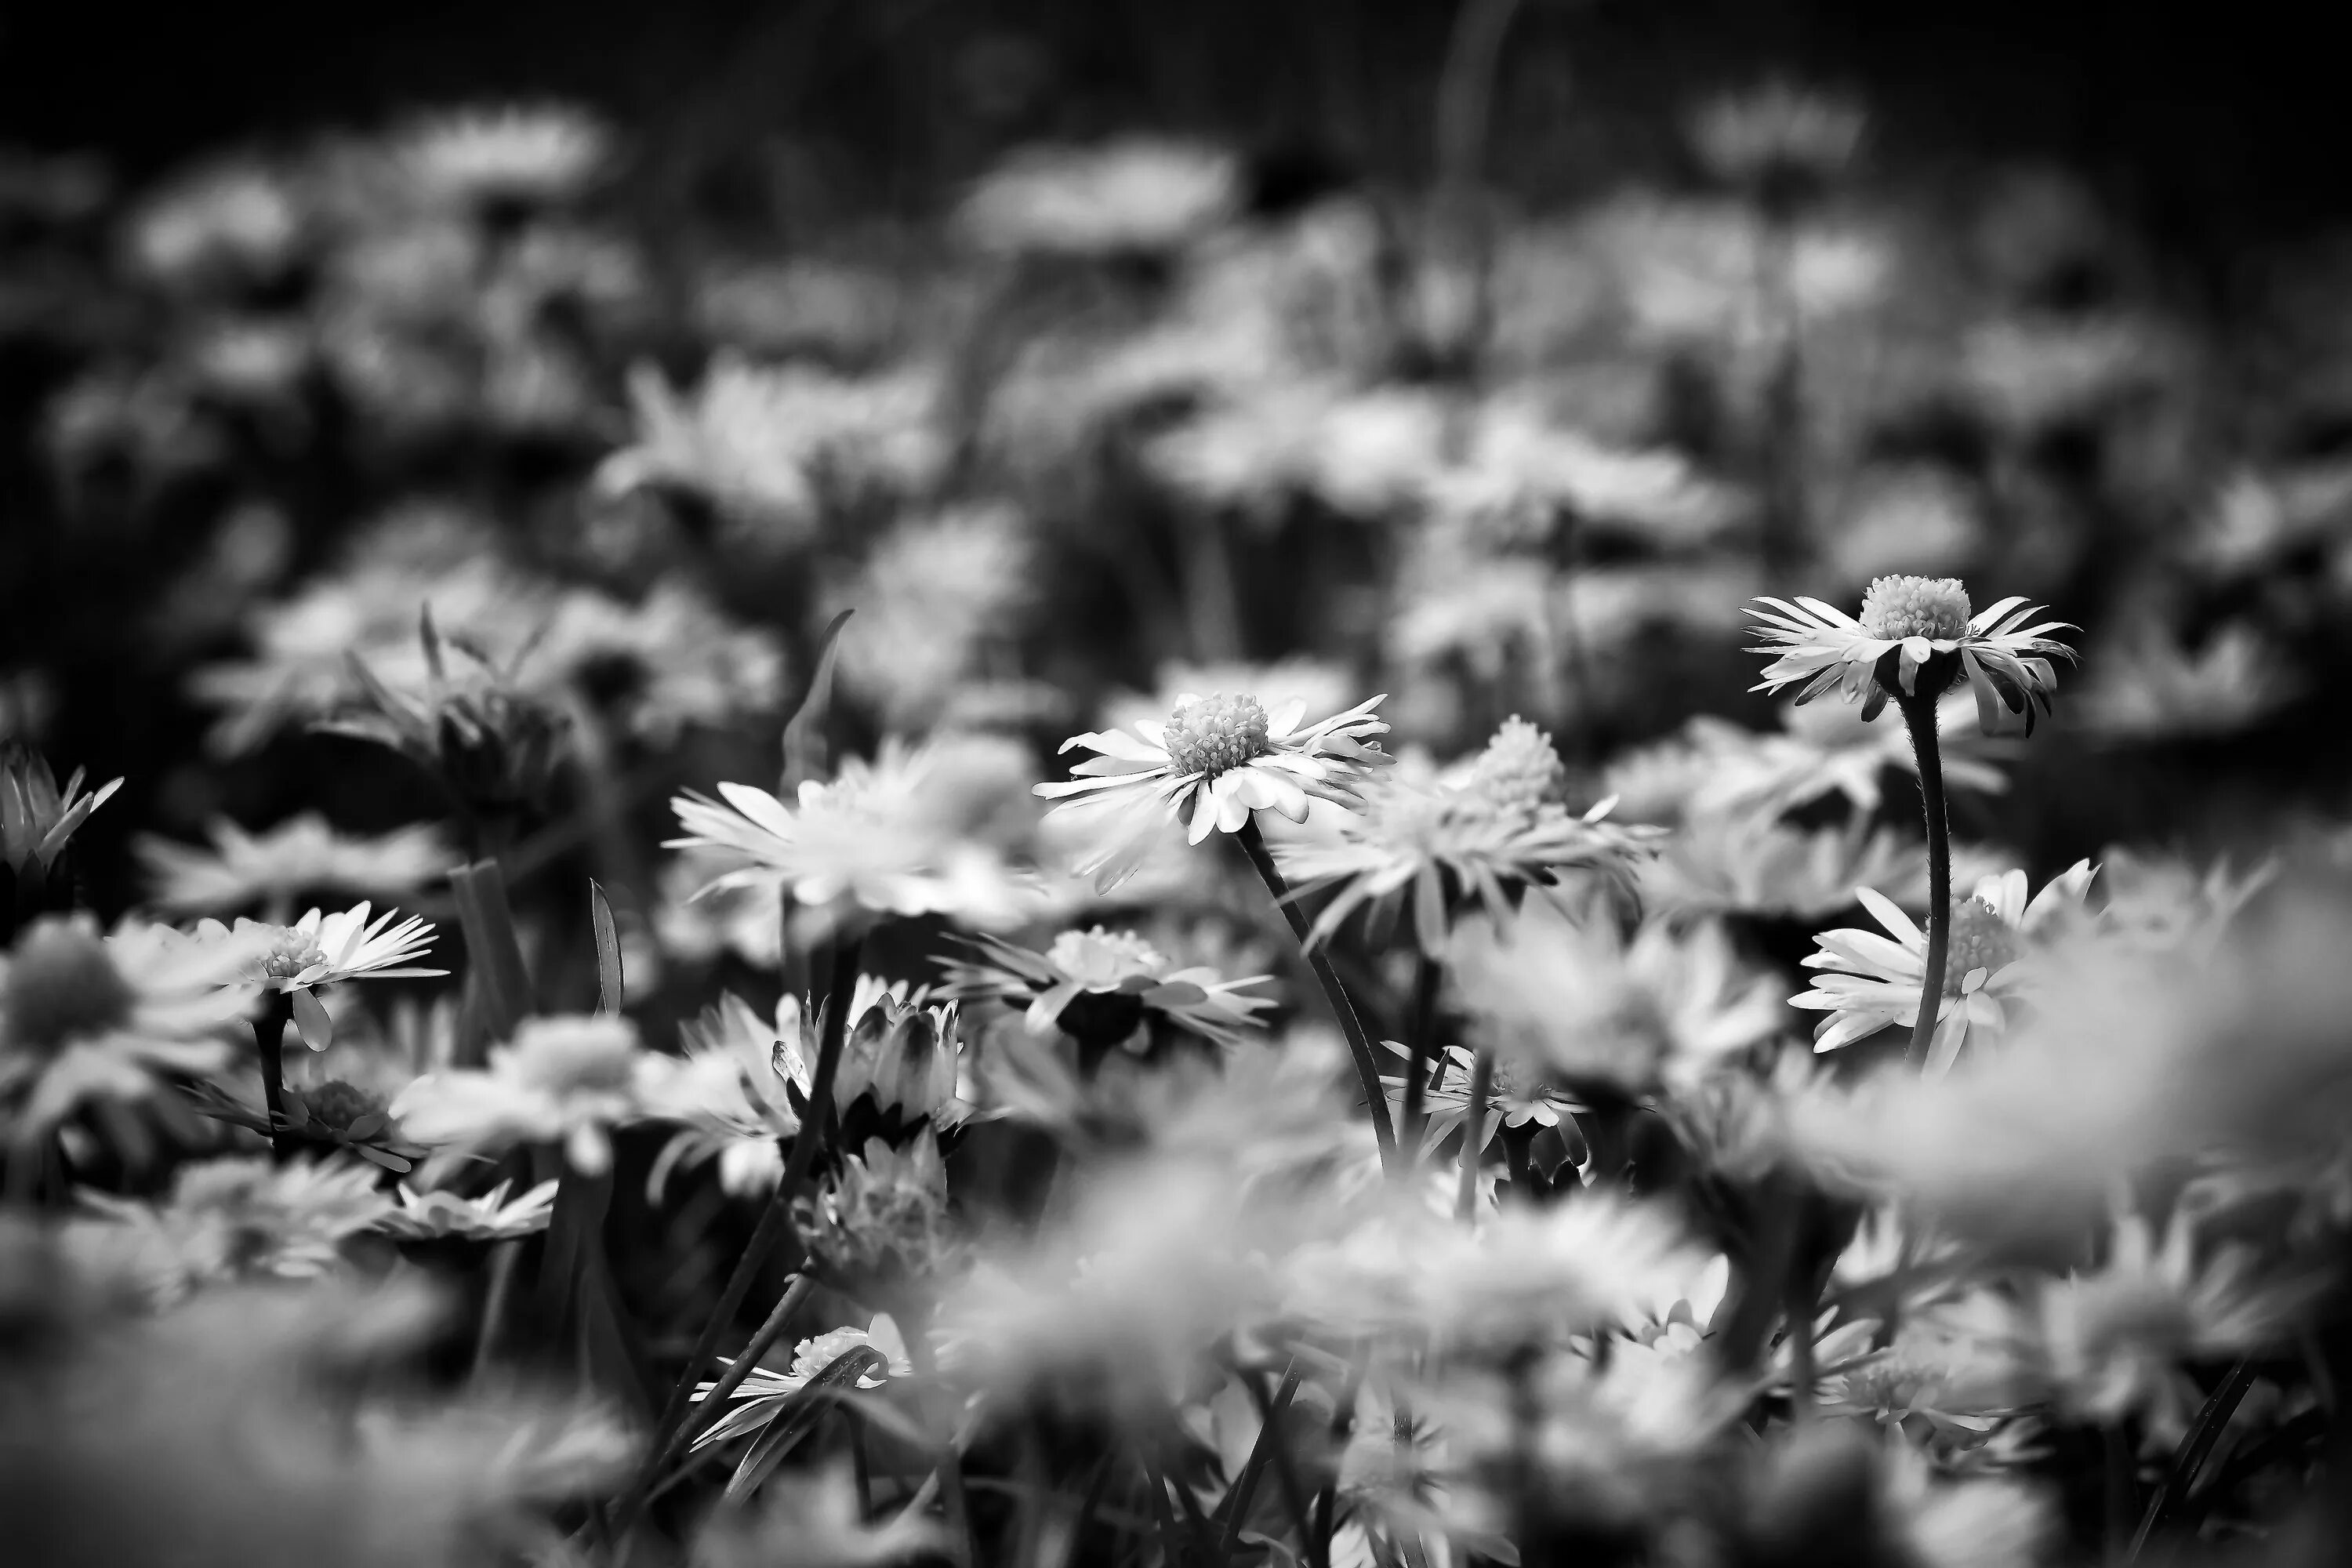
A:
[5,76,2352,1568]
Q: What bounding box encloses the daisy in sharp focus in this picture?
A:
[1035,691,1393,891]
[942,926,1276,1050]
[201,901,445,1051]
[1748,575,2076,735]
[1276,716,1661,952]
[1791,863,2096,1076]
[0,915,259,1157]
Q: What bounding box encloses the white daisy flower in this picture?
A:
[201,902,445,1051]
[136,813,455,919]
[643,992,803,1200]
[1036,691,1392,891]
[1748,576,2076,735]
[0,915,258,1153]
[386,103,613,208]
[1791,863,2096,1075]
[689,1314,913,1450]
[393,1014,670,1175]
[378,1178,559,1242]
[667,737,1045,945]
[1276,719,1661,953]
[78,1154,394,1301]
[942,927,1275,1050]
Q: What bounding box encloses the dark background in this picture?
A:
[3,0,2343,263]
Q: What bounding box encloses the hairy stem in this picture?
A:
[612,935,861,1540]
[1236,818,1400,1176]
[1898,691,1952,1072]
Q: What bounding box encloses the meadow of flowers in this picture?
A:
[6,67,2352,1568]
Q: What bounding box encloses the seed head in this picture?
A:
[2,919,133,1053]
[1941,898,2019,996]
[1467,716,1568,815]
[1162,694,1269,780]
[1860,575,1972,643]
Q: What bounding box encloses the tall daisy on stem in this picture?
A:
[1035,690,1402,1172]
[1748,577,2073,1069]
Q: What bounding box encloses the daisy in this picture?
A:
[386,103,613,209]
[1035,691,1393,891]
[186,1074,426,1172]
[1389,1040,1583,1162]
[1791,864,2096,1075]
[1686,82,1867,193]
[78,1154,394,1301]
[378,1177,559,1242]
[1447,902,1788,1098]
[668,737,1045,945]
[202,901,445,1051]
[2036,1205,2302,1444]
[1747,576,2076,735]
[136,814,455,920]
[956,137,1238,258]
[689,1314,913,1450]
[942,927,1275,1050]
[0,915,258,1154]
[393,1014,670,1175]
[1276,747,1661,953]
[643,992,804,1200]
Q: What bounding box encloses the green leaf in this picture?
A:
[780,609,853,794]
[590,879,624,1016]
[724,1346,887,1505]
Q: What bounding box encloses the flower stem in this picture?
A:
[252,993,295,1163]
[1402,953,1443,1163]
[1896,691,1952,1073]
[1457,1045,1494,1222]
[1236,818,1400,1177]
[612,934,861,1541]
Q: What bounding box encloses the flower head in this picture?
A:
[668,737,1044,945]
[136,814,454,919]
[393,1014,666,1174]
[2037,1206,2304,1443]
[1687,82,1867,198]
[1277,745,1660,953]
[1791,863,2096,1075]
[78,1155,394,1301]
[1447,902,1788,1099]
[643,992,805,1200]
[318,612,570,812]
[942,926,1274,1051]
[1036,691,1392,891]
[690,1313,913,1450]
[386,103,612,209]
[1748,579,2076,735]
[1,915,257,1154]
[796,1131,959,1294]
[379,1177,558,1242]
[956,137,1238,258]
[201,901,443,1051]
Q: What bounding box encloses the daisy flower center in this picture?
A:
[1047,927,1168,987]
[514,1025,640,1095]
[1941,898,2019,996]
[2,921,133,1052]
[258,929,326,982]
[1860,575,1973,642]
[301,1079,385,1132]
[1467,716,1568,814]
[1162,694,1270,780]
